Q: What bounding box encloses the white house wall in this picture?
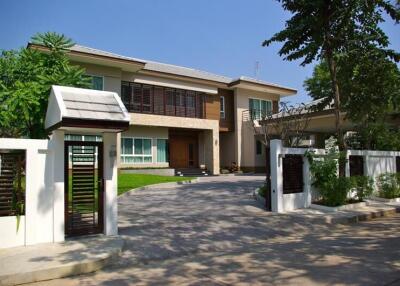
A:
[234,88,280,171]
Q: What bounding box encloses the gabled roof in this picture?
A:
[69,45,232,84]
[144,61,232,84]
[45,85,130,132]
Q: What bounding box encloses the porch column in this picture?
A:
[204,128,220,175]
[103,132,118,235]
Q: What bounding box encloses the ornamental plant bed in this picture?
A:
[310,200,369,212]
[370,196,400,203]
[376,173,400,200]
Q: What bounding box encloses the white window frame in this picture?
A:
[121,137,153,164]
[87,74,104,91]
[220,96,225,119]
[249,97,273,120]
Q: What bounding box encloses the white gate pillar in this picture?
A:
[103,132,118,236]
[270,139,283,212]
[48,129,65,242]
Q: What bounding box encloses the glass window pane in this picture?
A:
[122,138,133,155]
[266,101,272,114]
[157,139,167,163]
[143,139,152,155]
[133,156,143,163]
[91,76,103,90]
[134,139,143,155]
[123,156,135,163]
[65,134,83,141]
[143,157,152,163]
[84,135,96,141]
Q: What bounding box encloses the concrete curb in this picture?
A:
[322,206,400,224]
[310,201,369,212]
[118,178,200,198]
[0,237,124,286]
[369,196,400,203]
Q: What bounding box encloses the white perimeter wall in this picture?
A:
[0,139,53,248]
[270,140,399,213]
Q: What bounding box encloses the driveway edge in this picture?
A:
[118,178,200,198]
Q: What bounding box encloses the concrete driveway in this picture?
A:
[30,176,400,286]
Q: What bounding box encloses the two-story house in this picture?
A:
[29,43,296,175]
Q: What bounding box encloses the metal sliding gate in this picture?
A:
[64,141,103,236]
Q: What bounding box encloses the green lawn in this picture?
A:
[118,173,193,196]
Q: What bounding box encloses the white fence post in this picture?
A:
[345,150,350,177]
[270,139,283,212]
[303,156,312,208]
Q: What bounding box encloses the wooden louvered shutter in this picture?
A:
[132,83,142,112]
[153,86,165,115]
[142,85,153,113]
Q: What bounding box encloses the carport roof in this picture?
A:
[45,85,130,132]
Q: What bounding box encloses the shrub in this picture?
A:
[323,177,353,206]
[306,149,352,206]
[377,173,400,199]
[258,185,268,198]
[351,176,374,201]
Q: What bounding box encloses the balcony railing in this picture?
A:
[242,109,272,121]
[121,81,206,119]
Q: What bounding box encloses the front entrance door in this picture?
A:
[64,141,104,236]
[169,133,198,169]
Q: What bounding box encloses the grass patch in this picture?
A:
[118,173,193,196]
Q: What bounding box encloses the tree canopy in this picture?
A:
[0,32,90,138]
[264,0,400,169]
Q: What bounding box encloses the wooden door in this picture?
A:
[169,137,189,168]
[169,136,198,168]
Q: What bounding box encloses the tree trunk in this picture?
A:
[326,52,346,177]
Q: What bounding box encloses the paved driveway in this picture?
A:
[31,176,400,286]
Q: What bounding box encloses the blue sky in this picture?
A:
[0,0,398,104]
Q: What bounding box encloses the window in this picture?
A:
[256,140,263,155]
[121,138,152,164]
[220,96,225,119]
[121,81,206,118]
[249,98,272,120]
[87,75,104,90]
[157,139,169,163]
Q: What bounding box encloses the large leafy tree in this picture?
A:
[263,0,399,175]
[304,47,400,149]
[0,32,90,138]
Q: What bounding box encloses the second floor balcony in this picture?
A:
[121,81,206,119]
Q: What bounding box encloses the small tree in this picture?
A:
[253,101,313,148]
[0,32,90,138]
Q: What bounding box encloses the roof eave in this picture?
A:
[27,43,146,71]
[228,79,297,96]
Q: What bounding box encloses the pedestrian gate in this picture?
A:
[64,141,103,236]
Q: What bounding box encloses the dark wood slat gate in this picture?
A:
[0,150,25,217]
[282,155,304,194]
[349,155,364,177]
[64,141,104,237]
